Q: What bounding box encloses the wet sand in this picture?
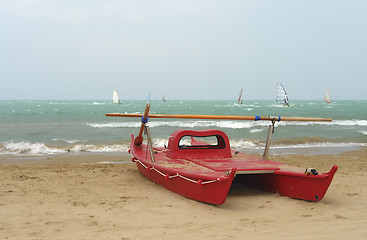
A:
[1,148,366,239]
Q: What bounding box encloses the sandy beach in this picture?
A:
[1,148,366,240]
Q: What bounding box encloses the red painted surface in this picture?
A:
[129,129,338,204]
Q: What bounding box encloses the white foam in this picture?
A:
[70,144,129,153]
[278,119,367,127]
[51,138,87,144]
[88,119,367,130]
[3,141,67,155]
[250,128,264,133]
[152,138,170,148]
[1,139,365,156]
[88,120,265,129]
[230,139,258,149]
[271,142,367,149]
[87,122,141,128]
[1,141,129,155]
[92,102,106,105]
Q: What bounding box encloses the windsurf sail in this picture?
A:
[162,96,166,103]
[113,90,120,104]
[237,88,244,104]
[324,89,331,104]
[276,82,289,107]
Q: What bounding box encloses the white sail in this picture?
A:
[113,90,120,104]
[324,89,331,104]
[276,82,289,107]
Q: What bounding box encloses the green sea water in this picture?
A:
[0,100,366,156]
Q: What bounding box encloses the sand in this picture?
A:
[1,148,367,240]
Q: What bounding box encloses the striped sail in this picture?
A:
[113,90,120,104]
[237,88,244,104]
[276,82,289,107]
[324,89,331,104]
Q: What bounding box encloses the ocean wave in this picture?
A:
[230,139,259,149]
[250,128,264,133]
[69,144,129,153]
[92,102,107,105]
[87,119,367,129]
[87,121,253,129]
[271,142,367,149]
[51,138,87,144]
[0,141,129,155]
[1,139,365,156]
[2,141,67,155]
[333,120,367,126]
[271,119,367,127]
[87,122,141,128]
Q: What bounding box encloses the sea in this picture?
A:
[0,100,366,157]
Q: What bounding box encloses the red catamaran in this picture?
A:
[106,103,337,205]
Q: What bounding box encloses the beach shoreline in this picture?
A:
[1,144,364,165]
[1,147,366,239]
[0,152,132,166]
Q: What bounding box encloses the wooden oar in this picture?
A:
[133,103,151,145]
[105,113,332,122]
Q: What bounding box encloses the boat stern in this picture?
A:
[274,165,338,201]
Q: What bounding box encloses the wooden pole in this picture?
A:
[106,113,332,122]
[133,104,150,145]
[145,126,155,163]
[263,123,274,160]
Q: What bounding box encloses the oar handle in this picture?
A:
[106,113,332,122]
[133,104,150,145]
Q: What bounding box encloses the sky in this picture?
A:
[1,0,366,100]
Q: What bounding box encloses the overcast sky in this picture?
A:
[1,0,366,100]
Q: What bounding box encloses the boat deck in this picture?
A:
[133,145,304,178]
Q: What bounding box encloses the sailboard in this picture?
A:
[113,90,120,104]
[276,82,289,107]
[324,89,331,104]
[237,88,244,104]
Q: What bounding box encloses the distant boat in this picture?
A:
[237,88,244,104]
[324,89,332,104]
[276,82,289,107]
[113,90,121,104]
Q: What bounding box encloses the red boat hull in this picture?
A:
[134,159,234,205]
[237,165,338,201]
[129,129,338,204]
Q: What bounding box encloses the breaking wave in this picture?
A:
[0,141,129,155]
[2,139,365,156]
[88,119,367,129]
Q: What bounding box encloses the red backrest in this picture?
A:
[166,129,232,159]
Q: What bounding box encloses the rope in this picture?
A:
[132,157,224,185]
[141,116,149,124]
